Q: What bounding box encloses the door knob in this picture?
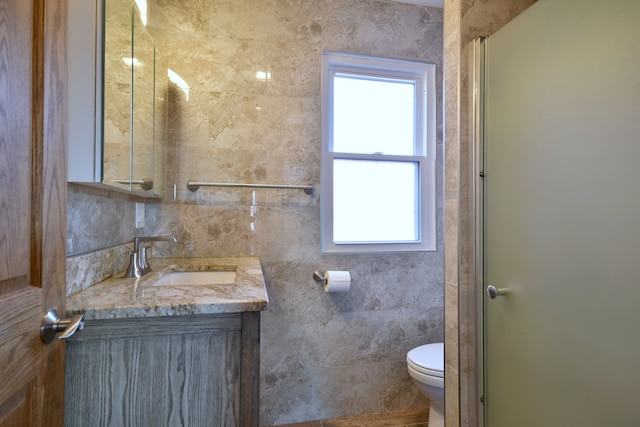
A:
[486,285,508,299]
[40,308,84,344]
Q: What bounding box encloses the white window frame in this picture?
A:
[321,52,436,253]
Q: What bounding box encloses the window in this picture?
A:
[321,52,436,253]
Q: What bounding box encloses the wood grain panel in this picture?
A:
[0,382,39,427]
[0,0,32,284]
[0,0,40,424]
[38,0,68,425]
[240,312,260,427]
[0,276,29,294]
[0,0,67,425]
[65,327,242,426]
[0,288,42,404]
[67,314,242,341]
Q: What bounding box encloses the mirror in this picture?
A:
[102,0,133,191]
[131,13,157,192]
[67,0,166,197]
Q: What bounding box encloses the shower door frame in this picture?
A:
[468,36,487,427]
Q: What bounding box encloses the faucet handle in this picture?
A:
[124,250,142,279]
[138,245,154,275]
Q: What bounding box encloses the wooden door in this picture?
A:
[0,0,67,425]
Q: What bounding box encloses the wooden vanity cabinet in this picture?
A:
[64,312,260,427]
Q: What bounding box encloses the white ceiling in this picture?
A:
[389,0,444,8]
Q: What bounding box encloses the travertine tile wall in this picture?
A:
[147,2,444,424]
[67,184,138,256]
[67,1,444,426]
[66,183,140,298]
[443,1,461,426]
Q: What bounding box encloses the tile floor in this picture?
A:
[274,407,430,427]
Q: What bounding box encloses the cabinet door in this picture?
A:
[67,0,165,197]
[65,316,242,426]
[67,0,103,183]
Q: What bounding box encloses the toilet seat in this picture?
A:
[407,343,444,378]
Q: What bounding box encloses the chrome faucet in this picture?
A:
[124,236,177,278]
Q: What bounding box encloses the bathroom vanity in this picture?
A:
[64,257,268,427]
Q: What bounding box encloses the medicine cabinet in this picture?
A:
[67,0,166,197]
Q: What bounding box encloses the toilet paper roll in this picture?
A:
[324,270,351,293]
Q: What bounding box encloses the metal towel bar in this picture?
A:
[186,181,315,195]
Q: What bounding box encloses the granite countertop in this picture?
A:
[66,257,269,320]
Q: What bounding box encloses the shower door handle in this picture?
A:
[486,285,508,299]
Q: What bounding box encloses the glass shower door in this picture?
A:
[482,0,640,425]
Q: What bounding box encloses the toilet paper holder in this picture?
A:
[313,270,351,293]
[312,271,327,283]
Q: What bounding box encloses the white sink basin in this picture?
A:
[152,271,237,286]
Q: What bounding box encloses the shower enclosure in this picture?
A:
[472,0,640,425]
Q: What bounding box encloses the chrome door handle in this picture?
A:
[486,285,508,299]
[40,308,84,344]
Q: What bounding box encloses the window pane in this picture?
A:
[333,159,419,243]
[333,75,415,155]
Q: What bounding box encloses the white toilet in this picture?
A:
[407,342,444,427]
